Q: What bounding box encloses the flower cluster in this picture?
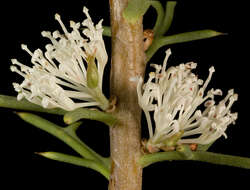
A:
[11,7,109,111]
[137,49,238,152]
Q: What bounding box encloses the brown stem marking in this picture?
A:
[109,0,146,189]
[143,29,154,51]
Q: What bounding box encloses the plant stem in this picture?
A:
[38,152,110,179]
[108,0,146,189]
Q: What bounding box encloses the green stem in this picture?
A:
[38,152,110,179]
[17,112,105,163]
[139,151,250,169]
[146,30,223,62]
[0,95,66,115]
[149,0,164,35]
[103,26,111,37]
[157,1,177,36]
[64,107,117,126]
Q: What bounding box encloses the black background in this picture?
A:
[1,0,249,189]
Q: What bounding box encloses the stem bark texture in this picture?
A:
[109,0,146,189]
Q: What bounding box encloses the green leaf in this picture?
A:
[38,152,110,179]
[192,151,250,169]
[139,151,250,169]
[146,30,224,62]
[64,108,117,126]
[149,1,164,34]
[0,95,66,115]
[123,0,150,24]
[157,1,177,36]
[17,112,104,163]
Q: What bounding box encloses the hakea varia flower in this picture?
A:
[137,49,238,152]
[10,7,109,111]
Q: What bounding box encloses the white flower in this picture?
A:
[137,49,238,150]
[11,7,109,111]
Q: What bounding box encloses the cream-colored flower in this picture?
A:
[11,7,109,111]
[137,49,238,150]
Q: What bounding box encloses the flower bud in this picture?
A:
[87,55,99,89]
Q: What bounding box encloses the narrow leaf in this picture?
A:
[146,30,224,62]
[63,122,108,167]
[0,95,66,115]
[158,30,224,46]
[139,151,250,169]
[192,151,250,169]
[157,1,177,36]
[150,0,164,34]
[64,108,117,126]
[17,112,102,162]
[38,152,110,179]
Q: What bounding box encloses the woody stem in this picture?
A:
[108,0,146,189]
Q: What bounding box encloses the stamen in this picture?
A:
[54,13,69,36]
[161,49,172,73]
[21,44,33,56]
[203,66,215,91]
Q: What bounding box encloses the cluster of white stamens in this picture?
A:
[137,49,238,150]
[11,7,108,111]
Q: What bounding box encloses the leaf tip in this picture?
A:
[167,1,177,6]
[210,30,227,37]
[34,151,43,156]
[15,112,27,118]
[35,151,56,159]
